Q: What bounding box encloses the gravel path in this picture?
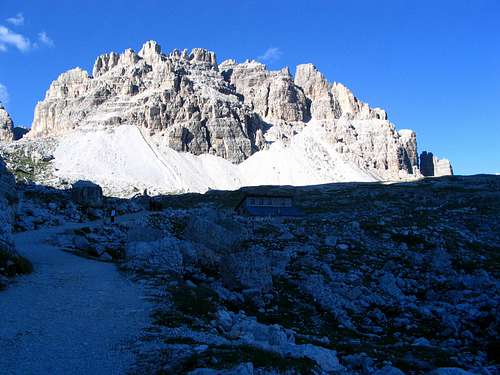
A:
[0,220,151,375]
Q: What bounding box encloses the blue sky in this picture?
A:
[0,0,499,175]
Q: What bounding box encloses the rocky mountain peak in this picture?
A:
[420,151,453,177]
[119,48,140,66]
[295,63,339,120]
[331,82,381,120]
[24,40,452,183]
[139,40,161,56]
[295,63,330,94]
[189,47,217,67]
[0,104,14,143]
[220,60,308,124]
[138,40,163,65]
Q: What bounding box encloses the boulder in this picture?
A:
[221,245,273,292]
[126,236,186,274]
[71,180,103,208]
[72,235,91,251]
[214,310,344,373]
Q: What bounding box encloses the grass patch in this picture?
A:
[152,308,195,328]
[170,284,220,318]
[171,344,318,374]
[0,248,33,277]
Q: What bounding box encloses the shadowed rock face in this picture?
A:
[28,40,447,178]
[0,156,16,211]
[0,154,20,285]
[13,127,29,140]
[420,151,453,177]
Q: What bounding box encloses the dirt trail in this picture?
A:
[0,217,151,375]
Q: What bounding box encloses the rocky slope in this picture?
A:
[6,174,498,373]
[53,175,494,374]
[0,155,32,288]
[22,40,448,192]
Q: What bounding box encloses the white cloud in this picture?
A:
[0,25,54,52]
[37,31,54,47]
[0,25,31,52]
[6,13,24,26]
[0,84,9,104]
[258,47,283,63]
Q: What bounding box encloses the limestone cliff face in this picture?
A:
[294,63,340,120]
[292,64,416,179]
[0,104,14,143]
[31,41,263,163]
[420,151,453,177]
[220,60,308,124]
[28,40,448,179]
[399,130,420,174]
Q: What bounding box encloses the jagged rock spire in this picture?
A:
[27,40,451,178]
[0,103,14,143]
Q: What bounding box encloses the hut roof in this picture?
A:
[234,193,294,211]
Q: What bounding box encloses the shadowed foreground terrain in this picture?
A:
[1,175,499,374]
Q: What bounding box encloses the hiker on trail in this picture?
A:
[110,208,116,224]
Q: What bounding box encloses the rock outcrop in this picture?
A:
[0,154,23,287]
[13,126,29,140]
[420,151,453,177]
[0,104,14,143]
[0,155,16,236]
[27,40,450,181]
[398,129,419,174]
[294,63,341,120]
[71,180,104,208]
[30,42,262,163]
[220,60,308,124]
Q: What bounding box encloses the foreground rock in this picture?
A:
[0,155,32,288]
[120,175,498,374]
